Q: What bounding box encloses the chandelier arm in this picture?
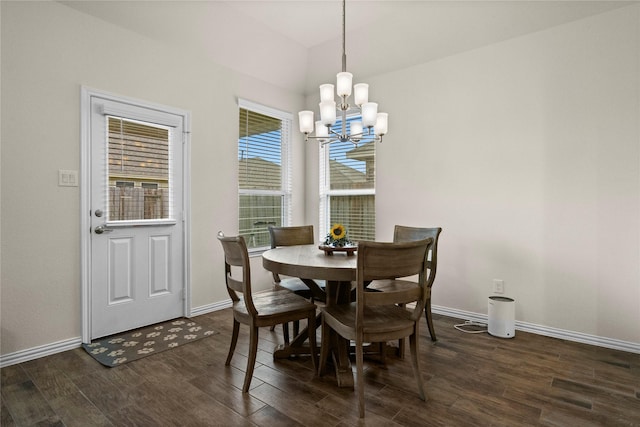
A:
[322,139,338,147]
[328,128,340,137]
[305,134,330,140]
[304,134,337,144]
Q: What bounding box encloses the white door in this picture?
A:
[85,91,189,340]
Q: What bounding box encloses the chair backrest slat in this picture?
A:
[357,239,433,311]
[365,280,423,307]
[269,225,314,248]
[393,225,442,288]
[226,275,244,295]
[268,225,315,283]
[217,232,257,315]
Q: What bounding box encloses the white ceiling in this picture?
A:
[60,0,634,95]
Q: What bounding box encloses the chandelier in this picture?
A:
[298,0,388,147]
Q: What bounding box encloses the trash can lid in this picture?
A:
[489,296,514,302]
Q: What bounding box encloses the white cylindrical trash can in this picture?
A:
[488,296,515,338]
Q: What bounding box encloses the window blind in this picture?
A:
[320,115,376,242]
[238,108,282,191]
[238,100,292,250]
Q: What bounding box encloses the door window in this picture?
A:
[107,117,171,221]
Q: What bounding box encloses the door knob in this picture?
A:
[94,225,113,234]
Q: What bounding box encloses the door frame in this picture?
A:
[80,86,192,343]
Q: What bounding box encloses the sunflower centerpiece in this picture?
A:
[324,223,353,247]
[320,224,356,255]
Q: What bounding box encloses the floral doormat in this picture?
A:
[82,319,216,367]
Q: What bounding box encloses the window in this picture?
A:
[320,116,376,242]
[238,99,292,250]
[107,117,170,221]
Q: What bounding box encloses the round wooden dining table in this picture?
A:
[263,243,356,292]
[262,244,357,387]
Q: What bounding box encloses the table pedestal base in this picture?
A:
[332,336,354,388]
[267,278,366,389]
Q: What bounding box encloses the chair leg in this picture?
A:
[318,317,330,376]
[425,300,437,341]
[282,322,290,344]
[409,329,426,401]
[396,303,407,357]
[379,341,387,365]
[356,339,365,418]
[243,326,259,393]
[269,325,276,331]
[226,319,240,365]
[293,320,300,337]
[397,338,405,358]
[307,312,318,371]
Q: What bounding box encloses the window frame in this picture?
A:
[238,99,292,253]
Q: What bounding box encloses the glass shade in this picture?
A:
[298,110,314,133]
[361,102,378,127]
[336,72,353,97]
[320,84,335,102]
[315,121,330,143]
[350,121,363,142]
[319,101,337,126]
[354,83,369,106]
[374,113,388,136]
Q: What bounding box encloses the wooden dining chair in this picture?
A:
[268,225,326,341]
[368,225,442,341]
[319,238,433,418]
[268,225,326,302]
[217,232,318,392]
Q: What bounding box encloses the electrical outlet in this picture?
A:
[493,279,505,294]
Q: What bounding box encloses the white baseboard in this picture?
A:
[432,305,640,355]
[0,337,83,368]
[2,302,638,368]
[189,299,232,317]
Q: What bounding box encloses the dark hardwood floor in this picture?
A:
[2,309,639,426]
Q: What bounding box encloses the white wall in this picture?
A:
[2,1,639,359]
[0,1,305,356]
[366,6,638,343]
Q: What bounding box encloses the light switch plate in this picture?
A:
[58,169,79,187]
